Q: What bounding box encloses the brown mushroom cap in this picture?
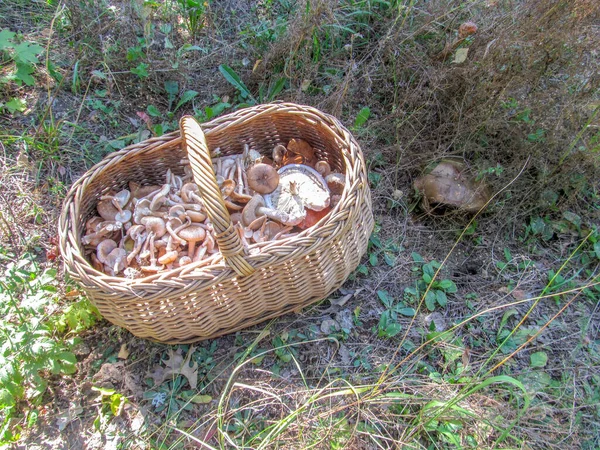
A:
[242,195,266,226]
[287,139,315,161]
[247,163,279,194]
[97,198,119,221]
[315,161,331,177]
[178,226,206,258]
[181,183,201,203]
[141,216,167,238]
[272,144,287,166]
[325,173,346,195]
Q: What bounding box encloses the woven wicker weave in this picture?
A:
[59,103,374,344]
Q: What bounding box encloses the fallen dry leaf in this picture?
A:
[118,344,130,360]
[150,347,198,389]
[454,47,469,64]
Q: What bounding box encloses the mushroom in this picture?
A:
[104,248,127,275]
[264,164,330,213]
[229,212,242,224]
[168,204,186,221]
[133,199,165,224]
[96,239,117,265]
[236,158,245,195]
[272,144,287,167]
[315,161,331,177]
[298,207,331,229]
[181,183,203,204]
[165,217,186,247]
[126,225,147,264]
[90,253,104,272]
[99,190,131,223]
[85,216,103,234]
[242,194,296,226]
[179,255,192,266]
[331,194,342,208]
[325,173,345,195]
[287,138,316,165]
[263,221,283,240]
[129,182,162,200]
[178,226,206,259]
[149,184,171,211]
[247,163,280,195]
[247,215,267,231]
[158,250,178,265]
[243,144,262,168]
[140,234,163,272]
[186,210,207,222]
[83,221,122,246]
[141,216,167,239]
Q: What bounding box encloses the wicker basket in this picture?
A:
[59,103,374,344]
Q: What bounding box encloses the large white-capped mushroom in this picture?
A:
[247,163,279,195]
[264,164,330,213]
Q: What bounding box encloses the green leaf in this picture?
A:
[164,80,179,95]
[411,252,424,263]
[131,63,149,79]
[174,90,198,112]
[147,105,161,117]
[439,279,457,293]
[594,242,600,260]
[377,290,393,308]
[0,29,16,50]
[422,272,432,284]
[369,253,378,266]
[267,77,286,101]
[4,97,26,114]
[562,211,581,229]
[15,62,35,86]
[383,252,395,267]
[0,388,15,408]
[189,394,212,404]
[436,290,447,307]
[396,307,416,317]
[218,64,256,103]
[383,322,401,338]
[354,106,371,128]
[13,42,43,64]
[530,351,548,368]
[425,291,436,311]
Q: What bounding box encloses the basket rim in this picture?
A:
[59,102,369,287]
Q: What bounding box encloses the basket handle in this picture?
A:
[180,116,255,277]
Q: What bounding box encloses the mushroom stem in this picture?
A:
[236,158,244,195]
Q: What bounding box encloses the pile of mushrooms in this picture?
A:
[83,139,345,278]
